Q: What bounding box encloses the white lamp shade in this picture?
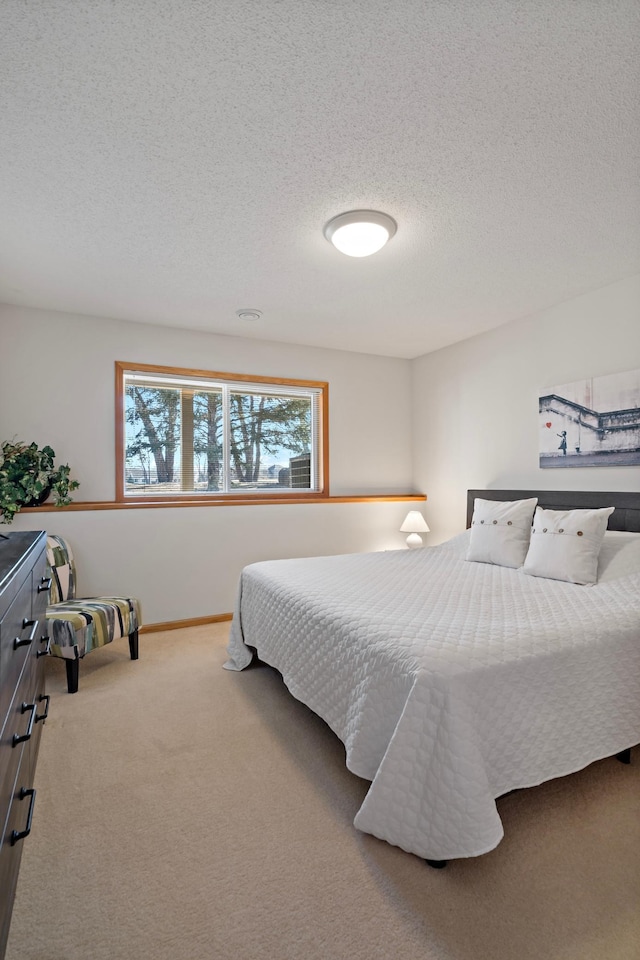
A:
[400,511,430,534]
[323,210,397,258]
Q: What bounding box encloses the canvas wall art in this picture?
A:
[539,368,640,468]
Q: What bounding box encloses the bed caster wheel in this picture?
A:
[426,859,448,869]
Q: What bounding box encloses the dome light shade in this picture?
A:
[323,210,397,257]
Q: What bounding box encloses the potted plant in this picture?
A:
[0,440,80,524]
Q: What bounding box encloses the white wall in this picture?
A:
[412,274,640,543]
[0,304,416,622]
[0,304,412,498]
[6,500,410,624]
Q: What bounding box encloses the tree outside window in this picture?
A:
[117,363,326,499]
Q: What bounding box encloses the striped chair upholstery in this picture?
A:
[46,535,141,693]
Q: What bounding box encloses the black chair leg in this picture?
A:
[65,658,79,694]
[129,630,139,661]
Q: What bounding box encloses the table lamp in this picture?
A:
[400,511,430,549]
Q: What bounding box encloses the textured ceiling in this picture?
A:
[1,0,639,359]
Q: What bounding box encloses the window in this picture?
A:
[115,363,328,500]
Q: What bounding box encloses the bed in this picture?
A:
[225,489,640,863]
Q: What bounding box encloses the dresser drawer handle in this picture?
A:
[12,702,37,746]
[37,577,52,593]
[10,788,36,845]
[37,635,51,658]
[13,618,39,650]
[36,694,50,723]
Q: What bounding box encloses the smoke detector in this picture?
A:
[236,309,263,322]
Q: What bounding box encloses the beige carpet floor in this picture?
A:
[5,624,640,960]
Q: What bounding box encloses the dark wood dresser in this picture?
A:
[0,531,49,958]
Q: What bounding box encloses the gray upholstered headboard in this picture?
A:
[466,490,640,533]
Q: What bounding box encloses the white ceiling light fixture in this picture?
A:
[323,210,397,258]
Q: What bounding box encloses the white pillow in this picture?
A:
[523,506,615,585]
[597,531,640,582]
[466,497,538,568]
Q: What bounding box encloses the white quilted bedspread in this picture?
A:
[225,536,640,860]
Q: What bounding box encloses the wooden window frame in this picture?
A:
[115,361,329,504]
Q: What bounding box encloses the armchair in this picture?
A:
[45,535,141,693]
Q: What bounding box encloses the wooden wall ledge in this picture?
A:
[20,493,426,513]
